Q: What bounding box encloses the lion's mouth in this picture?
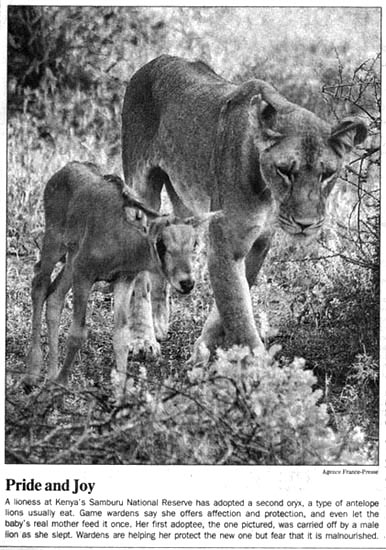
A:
[278,213,325,238]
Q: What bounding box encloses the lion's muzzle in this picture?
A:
[279,214,325,237]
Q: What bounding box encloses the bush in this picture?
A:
[321,54,380,291]
[8,6,166,93]
[165,346,375,464]
[6,347,376,464]
[8,6,168,146]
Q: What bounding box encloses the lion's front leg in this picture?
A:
[190,221,266,365]
[210,253,263,350]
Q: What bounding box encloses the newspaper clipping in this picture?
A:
[1,2,385,549]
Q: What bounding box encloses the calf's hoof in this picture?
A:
[23,347,44,392]
[21,374,39,394]
[187,340,211,368]
[153,317,169,341]
[54,371,69,386]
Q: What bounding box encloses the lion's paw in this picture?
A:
[128,337,161,359]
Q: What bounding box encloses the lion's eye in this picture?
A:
[321,169,335,182]
[276,166,293,180]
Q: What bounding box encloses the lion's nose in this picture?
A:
[294,216,325,232]
[179,279,195,294]
[297,221,314,232]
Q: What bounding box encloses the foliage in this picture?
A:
[5,347,375,464]
[8,6,167,151]
[8,6,166,92]
[321,54,380,291]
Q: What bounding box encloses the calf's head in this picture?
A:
[148,212,222,294]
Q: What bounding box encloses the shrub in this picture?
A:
[8,6,166,93]
[8,6,168,147]
[6,347,376,464]
[321,54,380,292]
[162,346,375,464]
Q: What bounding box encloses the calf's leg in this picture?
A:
[24,231,66,389]
[45,262,73,381]
[111,277,135,400]
[55,273,92,385]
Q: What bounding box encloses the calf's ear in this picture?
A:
[182,210,223,228]
[124,206,145,223]
[122,190,160,220]
[148,215,173,239]
[329,117,367,156]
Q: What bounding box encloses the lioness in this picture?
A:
[121,54,367,364]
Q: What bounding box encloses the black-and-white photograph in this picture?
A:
[5,6,380,466]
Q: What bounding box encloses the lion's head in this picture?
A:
[216,80,367,241]
[249,85,367,240]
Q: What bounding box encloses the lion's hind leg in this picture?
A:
[125,166,166,355]
[127,271,161,358]
[151,177,194,341]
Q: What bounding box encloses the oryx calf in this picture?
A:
[25,162,219,397]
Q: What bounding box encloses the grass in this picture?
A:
[6,6,380,464]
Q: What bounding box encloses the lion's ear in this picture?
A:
[250,94,283,141]
[329,117,367,157]
[223,81,260,111]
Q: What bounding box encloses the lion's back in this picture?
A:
[122,56,234,179]
[128,55,228,100]
[122,55,232,131]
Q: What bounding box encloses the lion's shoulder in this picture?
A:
[128,55,231,106]
[148,54,226,84]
